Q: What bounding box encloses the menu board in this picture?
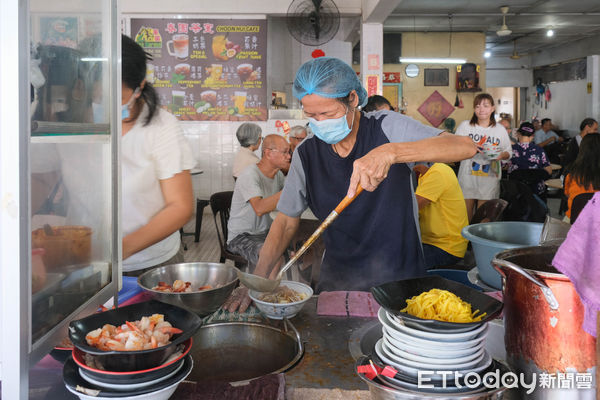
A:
[130,18,267,121]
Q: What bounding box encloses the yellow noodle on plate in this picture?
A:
[400,288,486,323]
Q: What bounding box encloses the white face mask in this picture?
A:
[121,87,141,120]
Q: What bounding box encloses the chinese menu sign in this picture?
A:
[130,18,267,121]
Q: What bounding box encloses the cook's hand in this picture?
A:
[222,285,252,313]
[347,144,395,197]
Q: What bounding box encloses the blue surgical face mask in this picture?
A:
[121,87,141,120]
[307,107,355,144]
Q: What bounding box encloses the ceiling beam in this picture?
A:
[362,0,403,23]
[388,12,600,17]
[342,17,362,46]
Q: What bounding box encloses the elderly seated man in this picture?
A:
[414,163,469,268]
[227,134,291,271]
[288,125,308,153]
[232,122,262,179]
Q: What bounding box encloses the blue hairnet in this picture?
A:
[293,57,368,107]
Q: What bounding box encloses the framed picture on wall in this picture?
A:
[424,68,449,86]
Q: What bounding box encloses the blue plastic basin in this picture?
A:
[462,222,543,289]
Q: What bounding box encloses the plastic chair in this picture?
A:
[570,192,594,224]
[179,198,210,250]
[500,179,548,223]
[209,191,248,268]
[508,168,551,201]
[471,199,508,224]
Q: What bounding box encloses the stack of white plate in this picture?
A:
[374,308,493,394]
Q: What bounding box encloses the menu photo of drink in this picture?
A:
[130,18,267,121]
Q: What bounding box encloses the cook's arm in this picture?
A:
[254,212,301,279]
[224,212,300,313]
[122,170,193,259]
[347,134,477,197]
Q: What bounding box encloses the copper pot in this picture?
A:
[492,245,596,399]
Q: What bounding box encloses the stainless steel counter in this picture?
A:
[27,296,373,399]
[281,296,372,391]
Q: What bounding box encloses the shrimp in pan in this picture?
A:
[85,314,182,351]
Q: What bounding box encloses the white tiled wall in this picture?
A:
[183,121,268,199]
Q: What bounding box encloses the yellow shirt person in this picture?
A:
[414,163,469,268]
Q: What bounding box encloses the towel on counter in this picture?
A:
[317,291,380,317]
[552,191,600,337]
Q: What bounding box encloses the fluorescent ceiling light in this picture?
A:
[81,57,108,62]
[399,57,466,64]
[484,51,491,58]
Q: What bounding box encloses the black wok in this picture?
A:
[69,300,202,371]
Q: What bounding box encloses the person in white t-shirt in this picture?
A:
[456,93,512,221]
[121,35,195,275]
[232,123,262,179]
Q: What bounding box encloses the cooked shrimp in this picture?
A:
[85,314,181,351]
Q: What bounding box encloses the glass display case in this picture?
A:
[0,0,119,398]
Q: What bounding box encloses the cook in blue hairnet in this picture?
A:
[225,57,477,312]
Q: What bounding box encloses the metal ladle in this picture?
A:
[237,185,364,293]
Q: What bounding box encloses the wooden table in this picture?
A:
[545,178,563,189]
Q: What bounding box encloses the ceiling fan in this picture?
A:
[496,6,512,37]
[510,40,520,59]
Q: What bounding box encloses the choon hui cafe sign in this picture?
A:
[130,18,267,121]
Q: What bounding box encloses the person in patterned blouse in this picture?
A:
[508,121,553,196]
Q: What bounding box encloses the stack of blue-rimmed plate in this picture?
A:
[64,338,193,400]
[372,308,493,394]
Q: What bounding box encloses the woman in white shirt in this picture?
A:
[456,93,512,221]
[121,35,195,275]
[232,123,262,179]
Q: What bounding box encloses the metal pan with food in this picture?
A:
[137,262,238,316]
[68,300,202,371]
[371,276,503,332]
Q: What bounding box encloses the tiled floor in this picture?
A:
[180,209,226,264]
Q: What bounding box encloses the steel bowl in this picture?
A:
[137,262,238,316]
